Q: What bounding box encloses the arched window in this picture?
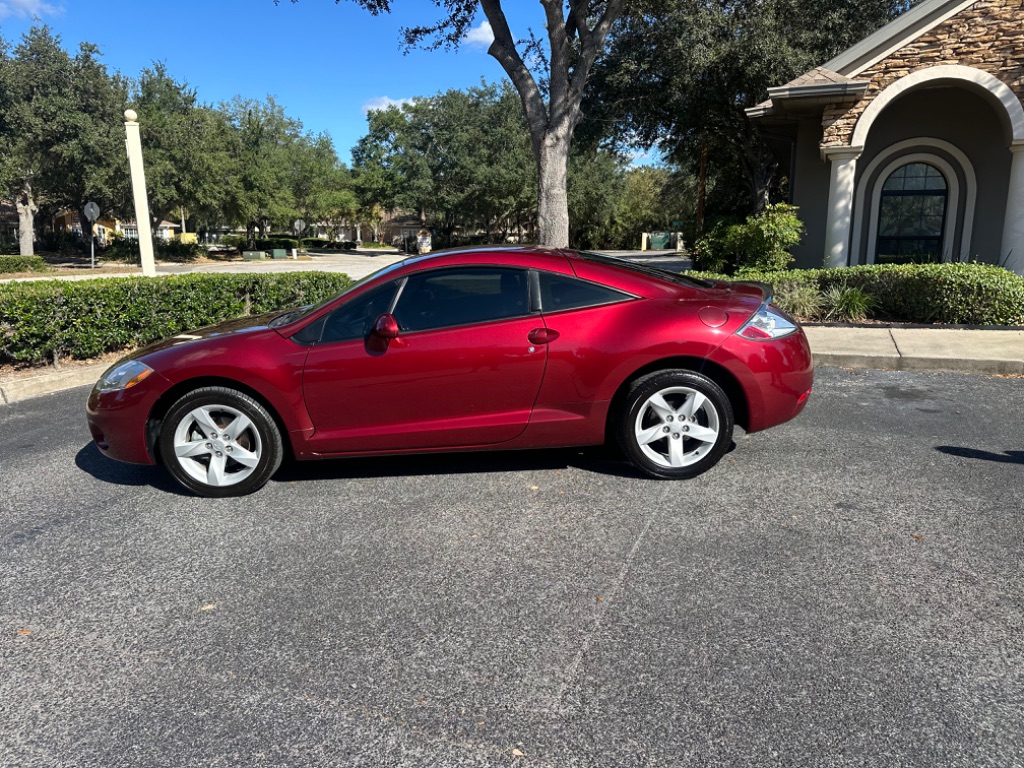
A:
[876,163,948,264]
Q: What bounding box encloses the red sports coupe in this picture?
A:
[86,248,813,496]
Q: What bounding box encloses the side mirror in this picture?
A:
[372,313,400,339]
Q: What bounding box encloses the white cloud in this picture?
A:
[0,0,61,20]
[361,96,415,114]
[463,21,494,48]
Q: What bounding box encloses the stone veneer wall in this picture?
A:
[821,0,1024,147]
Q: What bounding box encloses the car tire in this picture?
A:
[159,387,283,497]
[618,370,734,480]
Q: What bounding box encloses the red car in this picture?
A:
[86,248,813,497]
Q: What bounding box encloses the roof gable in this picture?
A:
[823,0,981,76]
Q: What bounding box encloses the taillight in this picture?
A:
[736,305,798,340]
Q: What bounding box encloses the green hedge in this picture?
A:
[0,255,51,274]
[255,237,299,251]
[217,236,300,253]
[101,238,206,264]
[300,238,358,250]
[691,262,1024,325]
[0,271,353,366]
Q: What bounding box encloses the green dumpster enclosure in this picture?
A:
[270,249,288,260]
[650,232,671,249]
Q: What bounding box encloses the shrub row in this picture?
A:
[691,262,1024,325]
[219,235,302,252]
[0,255,51,274]
[0,271,354,367]
[301,238,358,250]
[101,238,206,263]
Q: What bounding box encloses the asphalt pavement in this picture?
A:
[1,367,1022,766]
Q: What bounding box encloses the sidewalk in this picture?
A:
[803,325,1024,375]
[2,324,1020,406]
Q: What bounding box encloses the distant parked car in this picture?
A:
[86,247,813,497]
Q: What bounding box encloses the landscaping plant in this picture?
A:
[0,272,353,367]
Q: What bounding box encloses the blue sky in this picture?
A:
[0,0,541,164]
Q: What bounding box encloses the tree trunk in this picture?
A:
[696,140,709,236]
[537,129,571,247]
[16,184,37,257]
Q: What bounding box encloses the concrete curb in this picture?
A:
[0,363,107,405]
[803,327,1024,376]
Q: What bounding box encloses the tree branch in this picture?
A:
[540,0,571,122]
[567,0,593,49]
[479,0,547,140]
[567,0,627,115]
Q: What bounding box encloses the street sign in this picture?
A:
[293,219,306,234]
[83,202,100,270]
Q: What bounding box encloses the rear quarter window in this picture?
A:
[538,272,633,312]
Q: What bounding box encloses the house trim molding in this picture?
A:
[823,0,980,77]
[851,65,1024,148]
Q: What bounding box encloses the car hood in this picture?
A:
[127,311,284,358]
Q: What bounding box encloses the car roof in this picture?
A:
[398,245,572,271]
[391,246,711,299]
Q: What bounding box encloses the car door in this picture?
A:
[302,266,548,454]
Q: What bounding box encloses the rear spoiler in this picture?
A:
[707,279,773,306]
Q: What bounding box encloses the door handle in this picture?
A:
[528,328,559,344]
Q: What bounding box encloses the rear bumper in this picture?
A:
[712,329,814,433]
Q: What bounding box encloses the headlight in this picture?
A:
[95,360,155,392]
[736,305,798,340]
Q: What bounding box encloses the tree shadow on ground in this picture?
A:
[935,446,1024,465]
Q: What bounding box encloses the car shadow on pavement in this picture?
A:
[271,446,646,484]
[78,441,741,492]
[74,443,192,495]
[935,446,1024,465]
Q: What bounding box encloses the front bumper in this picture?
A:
[85,374,170,465]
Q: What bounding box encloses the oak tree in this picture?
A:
[283,0,628,247]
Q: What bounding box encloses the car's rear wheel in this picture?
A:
[159,387,283,497]
[618,370,734,480]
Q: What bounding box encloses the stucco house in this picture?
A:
[747,0,1024,275]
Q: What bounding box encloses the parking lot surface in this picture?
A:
[1,367,1022,767]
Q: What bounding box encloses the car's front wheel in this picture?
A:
[618,370,734,480]
[159,387,283,497]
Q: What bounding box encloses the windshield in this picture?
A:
[267,258,411,328]
[574,251,715,289]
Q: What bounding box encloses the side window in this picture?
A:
[393,267,530,332]
[319,283,399,343]
[538,272,631,312]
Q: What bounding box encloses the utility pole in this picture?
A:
[123,109,157,277]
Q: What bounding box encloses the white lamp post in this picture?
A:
[123,109,157,277]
